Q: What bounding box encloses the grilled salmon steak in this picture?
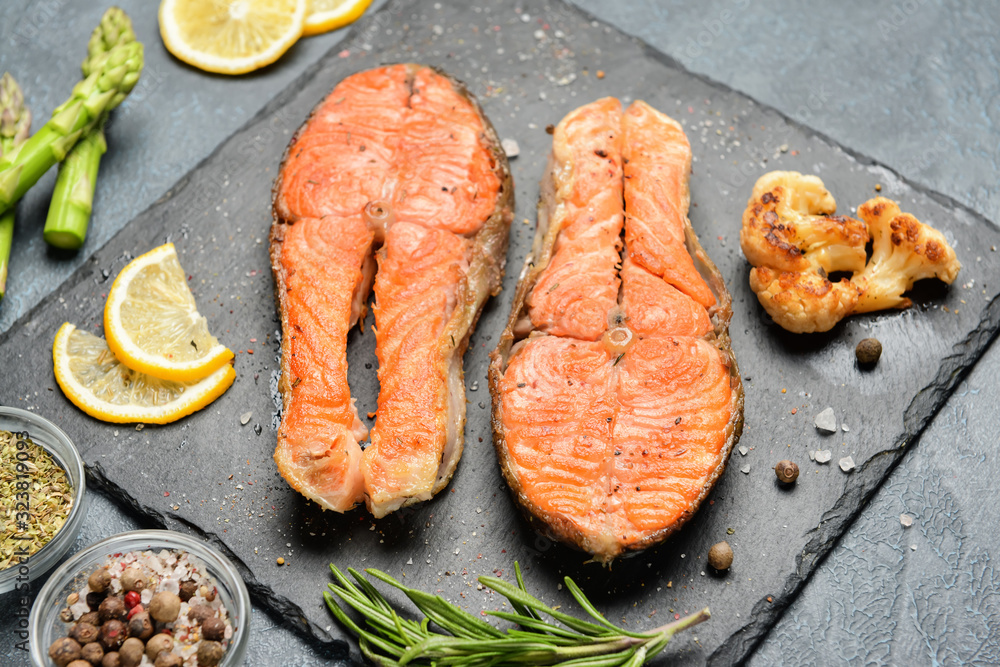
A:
[490,98,743,562]
[272,65,512,517]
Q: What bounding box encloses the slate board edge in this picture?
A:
[82,459,361,660]
[708,294,1000,666]
[1,0,997,664]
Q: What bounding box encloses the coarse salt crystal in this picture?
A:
[501,138,520,157]
[815,407,837,433]
[900,513,914,527]
[839,456,855,472]
[815,450,832,463]
[70,601,90,619]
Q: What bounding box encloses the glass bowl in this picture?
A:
[0,407,88,595]
[30,530,251,667]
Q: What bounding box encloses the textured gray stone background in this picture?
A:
[1,0,998,665]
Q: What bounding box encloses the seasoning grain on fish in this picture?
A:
[490,97,743,562]
[272,64,512,516]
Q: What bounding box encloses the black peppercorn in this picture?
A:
[98,596,127,622]
[101,652,121,667]
[79,611,100,627]
[48,637,82,667]
[856,337,882,366]
[774,460,799,484]
[187,603,214,624]
[708,541,734,570]
[69,621,100,645]
[98,620,127,651]
[119,567,145,593]
[66,661,92,667]
[118,637,145,667]
[144,634,174,660]
[154,652,183,667]
[60,607,75,623]
[178,579,198,602]
[85,591,107,610]
[127,611,154,641]
[81,642,104,666]
[148,591,181,623]
[197,640,225,667]
[201,616,226,641]
[88,567,112,593]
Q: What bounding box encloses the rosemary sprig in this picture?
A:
[324,561,710,666]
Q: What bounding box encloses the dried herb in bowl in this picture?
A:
[0,429,74,570]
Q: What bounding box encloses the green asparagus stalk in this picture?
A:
[0,39,143,214]
[44,7,138,250]
[0,73,32,301]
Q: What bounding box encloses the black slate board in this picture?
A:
[3,0,1000,664]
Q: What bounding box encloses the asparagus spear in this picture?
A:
[0,39,143,214]
[44,7,138,250]
[0,73,31,301]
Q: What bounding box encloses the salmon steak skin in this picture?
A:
[271,64,513,517]
[489,98,743,563]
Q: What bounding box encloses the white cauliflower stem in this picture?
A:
[852,197,961,313]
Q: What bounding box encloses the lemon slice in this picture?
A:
[105,243,234,382]
[54,323,235,424]
[159,0,307,75]
[303,0,373,36]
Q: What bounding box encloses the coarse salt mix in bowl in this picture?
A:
[30,530,250,667]
[0,406,88,595]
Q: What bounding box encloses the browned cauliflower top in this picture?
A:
[852,197,961,313]
[740,171,869,333]
[741,172,960,333]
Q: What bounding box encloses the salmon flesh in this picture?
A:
[490,98,743,562]
[271,65,513,517]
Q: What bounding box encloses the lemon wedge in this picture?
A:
[54,323,235,425]
[159,0,307,75]
[303,0,373,36]
[105,243,233,382]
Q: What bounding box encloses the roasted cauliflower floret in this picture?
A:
[749,266,859,333]
[851,197,961,313]
[741,171,869,333]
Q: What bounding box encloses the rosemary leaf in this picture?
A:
[369,568,504,640]
[513,562,543,623]
[488,612,580,639]
[325,562,710,666]
[479,576,610,637]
